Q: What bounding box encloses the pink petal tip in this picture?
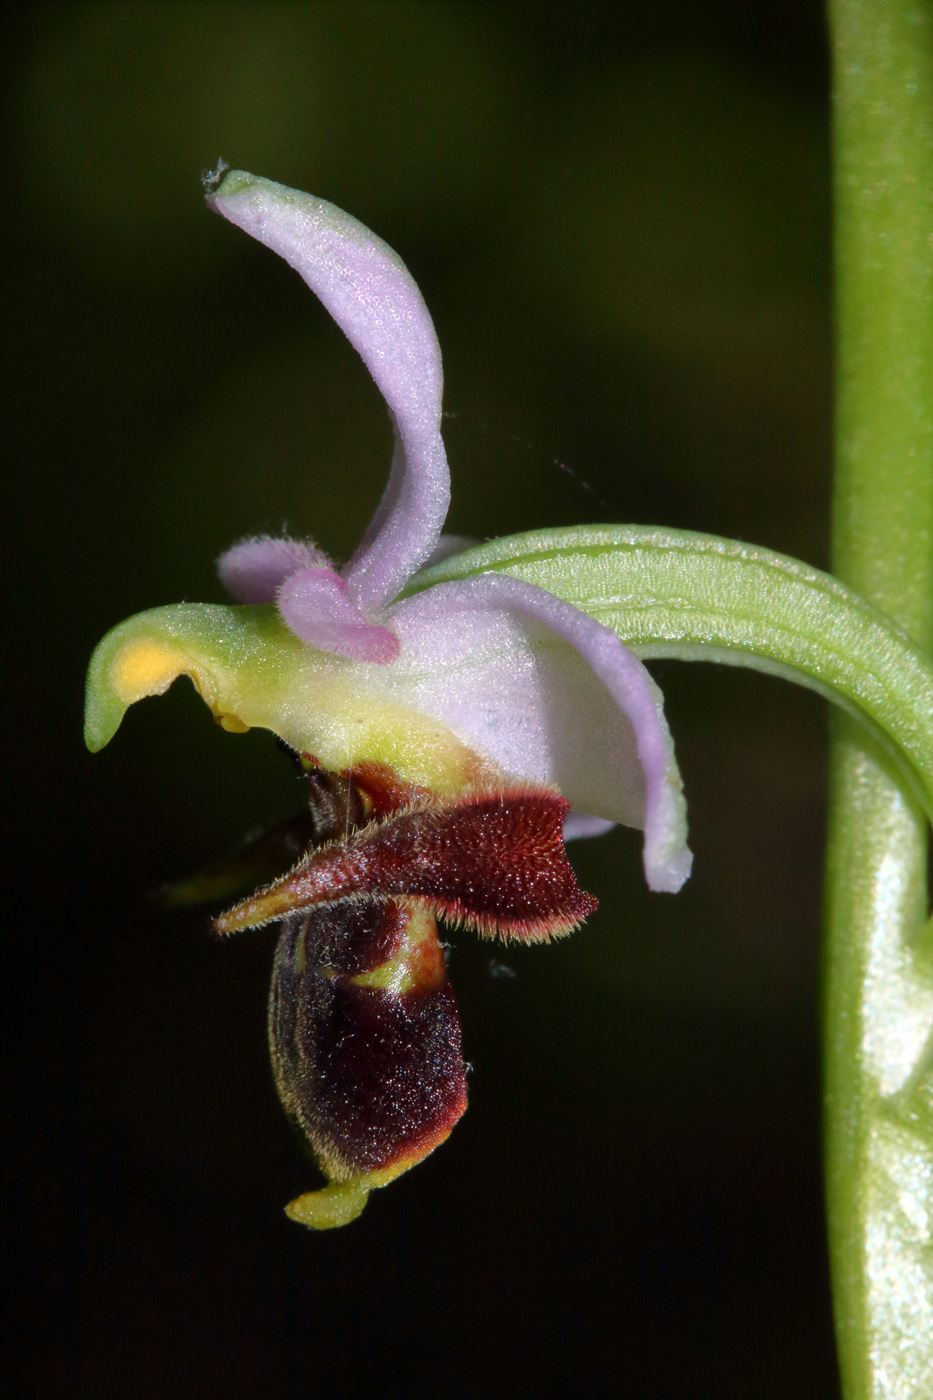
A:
[278,568,400,664]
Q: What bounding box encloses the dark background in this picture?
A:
[4,3,839,1396]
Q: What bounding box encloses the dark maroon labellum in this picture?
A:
[270,900,467,1182]
[211,760,597,1224]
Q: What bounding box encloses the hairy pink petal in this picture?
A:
[388,577,691,892]
[208,171,449,611]
[218,536,330,604]
[278,568,400,664]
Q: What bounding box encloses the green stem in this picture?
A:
[826,2,933,1397]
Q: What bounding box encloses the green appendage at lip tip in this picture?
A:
[285,1180,371,1231]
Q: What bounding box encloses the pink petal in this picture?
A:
[208,172,449,612]
[217,536,330,604]
[278,568,400,664]
[388,577,691,892]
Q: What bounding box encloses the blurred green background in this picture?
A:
[5,3,839,1396]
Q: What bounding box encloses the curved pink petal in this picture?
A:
[278,568,400,664]
[388,576,691,892]
[208,171,449,612]
[218,536,330,604]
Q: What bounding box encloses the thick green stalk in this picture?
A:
[825,2,933,1397]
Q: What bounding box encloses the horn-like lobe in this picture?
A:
[216,784,598,942]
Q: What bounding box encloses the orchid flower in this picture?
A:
[84,170,690,1227]
[87,172,692,889]
[85,170,933,1239]
[208,171,692,895]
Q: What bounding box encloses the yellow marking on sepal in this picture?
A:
[110,640,193,701]
[110,639,252,734]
